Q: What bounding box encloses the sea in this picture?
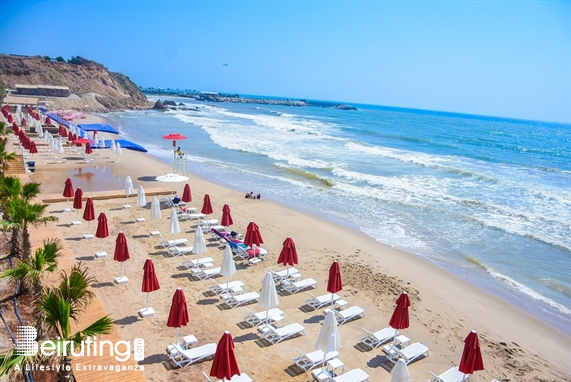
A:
[102,96,571,335]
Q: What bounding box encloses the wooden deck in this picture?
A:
[41,187,172,204]
[30,224,147,382]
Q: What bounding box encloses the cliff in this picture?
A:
[0,55,152,112]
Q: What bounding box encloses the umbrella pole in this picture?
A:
[139,207,143,219]
[154,220,157,232]
[87,221,91,235]
[146,292,150,310]
[120,263,124,278]
[390,330,400,350]
[99,238,104,252]
[75,209,79,221]
[175,327,179,345]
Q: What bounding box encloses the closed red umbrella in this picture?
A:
[276,236,296,277]
[181,183,192,203]
[210,331,241,381]
[244,221,264,248]
[7,114,13,123]
[71,187,83,225]
[95,212,109,258]
[85,142,92,154]
[327,261,343,305]
[167,288,189,344]
[28,141,38,154]
[21,117,26,126]
[221,204,233,227]
[459,330,484,377]
[140,258,160,317]
[45,116,52,125]
[83,197,95,238]
[62,178,74,212]
[388,292,410,350]
[113,232,130,284]
[201,194,213,215]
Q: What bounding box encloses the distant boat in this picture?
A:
[223,63,228,66]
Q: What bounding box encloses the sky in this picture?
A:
[0,1,570,123]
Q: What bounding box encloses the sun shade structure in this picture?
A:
[388,292,410,350]
[139,258,160,317]
[210,331,241,381]
[221,204,233,227]
[136,186,147,222]
[167,288,189,345]
[62,177,74,212]
[82,197,95,239]
[181,183,192,203]
[277,236,297,277]
[459,330,484,379]
[327,261,343,305]
[162,133,188,173]
[95,212,109,258]
[71,187,83,225]
[149,196,162,236]
[201,194,213,215]
[113,232,130,284]
[155,173,189,196]
[314,309,342,379]
[391,358,410,382]
[124,176,134,209]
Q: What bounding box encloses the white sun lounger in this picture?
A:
[208,280,245,295]
[281,278,317,294]
[242,307,284,327]
[332,368,370,382]
[191,266,221,280]
[359,327,397,350]
[178,212,206,221]
[168,245,194,257]
[324,306,365,325]
[429,366,470,382]
[386,342,430,364]
[221,292,260,308]
[201,370,253,382]
[261,323,305,345]
[304,292,340,310]
[169,343,217,368]
[292,347,339,372]
[182,257,215,269]
[269,268,300,283]
[158,236,189,248]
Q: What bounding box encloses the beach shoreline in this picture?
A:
[24,111,571,381]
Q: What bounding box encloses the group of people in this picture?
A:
[245,191,261,200]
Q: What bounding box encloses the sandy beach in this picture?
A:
[15,112,571,381]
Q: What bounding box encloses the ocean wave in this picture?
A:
[538,279,571,299]
[273,163,335,187]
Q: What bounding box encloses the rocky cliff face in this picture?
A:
[0,55,152,112]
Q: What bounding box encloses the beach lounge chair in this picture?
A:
[386,342,430,364]
[168,245,194,257]
[191,266,221,280]
[243,307,284,327]
[260,323,305,345]
[179,212,207,221]
[331,368,370,382]
[292,347,340,372]
[281,278,317,294]
[234,245,268,263]
[168,343,217,368]
[269,268,300,284]
[359,327,397,350]
[304,292,340,310]
[176,205,197,214]
[324,306,365,325]
[429,366,470,382]
[182,256,215,269]
[158,234,188,248]
[208,280,245,295]
[221,292,260,308]
[201,370,253,382]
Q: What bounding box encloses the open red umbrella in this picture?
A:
[327,260,343,305]
[388,292,410,349]
[139,258,160,317]
[276,236,296,276]
[62,178,74,212]
[221,204,233,227]
[71,187,83,225]
[83,197,95,239]
[181,183,192,203]
[113,232,130,284]
[167,288,189,344]
[210,331,241,381]
[459,330,484,378]
[201,194,213,215]
[161,133,188,173]
[95,212,109,258]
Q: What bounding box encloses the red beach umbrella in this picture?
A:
[71,187,83,225]
[167,288,189,344]
[72,137,91,145]
[83,197,95,238]
[210,331,241,381]
[327,260,343,294]
[244,221,264,247]
[389,292,410,330]
[140,258,160,317]
[60,129,67,138]
[181,183,192,203]
[95,212,109,257]
[62,178,74,212]
[221,204,233,227]
[85,142,93,154]
[113,232,130,284]
[21,117,26,126]
[276,236,296,277]
[28,141,38,154]
[201,194,213,215]
[7,114,13,123]
[45,116,52,125]
[459,330,484,377]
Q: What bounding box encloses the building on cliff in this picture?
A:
[16,84,69,97]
